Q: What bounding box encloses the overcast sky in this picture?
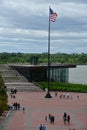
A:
[0,0,87,54]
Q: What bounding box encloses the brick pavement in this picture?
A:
[1,91,87,130]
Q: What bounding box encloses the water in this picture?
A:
[69,65,87,84]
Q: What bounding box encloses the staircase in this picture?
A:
[0,64,42,92]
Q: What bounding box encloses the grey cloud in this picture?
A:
[0,0,87,53]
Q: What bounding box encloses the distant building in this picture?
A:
[10,64,76,83]
[30,56,39,65]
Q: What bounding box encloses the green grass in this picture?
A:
[37,82,87,93]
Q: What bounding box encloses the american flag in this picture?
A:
[50,8,57,22]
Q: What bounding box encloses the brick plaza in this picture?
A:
[1,91,87,130]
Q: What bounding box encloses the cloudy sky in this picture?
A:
[0,0,87,54]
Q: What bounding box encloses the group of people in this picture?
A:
[54,91,73,99]
[48,114,55,124]
[9,102,20,110]
[45,114,55,124]
[9,89,26,113]
[39,112,72,130]
[10,88,17,94]
[39,124,46,130]
[63,112,71,125]
[45,112,71,125]
[59,93,72,99]
[55,92,80,100]
[10,88,17,98]
[13,102,20,110]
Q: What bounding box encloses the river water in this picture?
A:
[69,65,87,84]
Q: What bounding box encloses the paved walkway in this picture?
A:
[0,91,87,130]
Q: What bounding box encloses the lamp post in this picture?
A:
[45,7,52,98]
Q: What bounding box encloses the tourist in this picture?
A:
[38,124,43,130]
[49,114,55,124]
[22,106,25,113]
[66,93,69,98]
[48,114,51,120]
[42,124,46,130]
[77,95,79,99]
[45,115,47,121]
[67,115,70,125]
[55,92,58,97]
[63,112,67,124]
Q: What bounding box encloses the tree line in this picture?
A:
[0,52,87,64]
[0,74,8,116]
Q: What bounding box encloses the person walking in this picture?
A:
[63,112,67,124]
[42,124,46,130]
[38,124,43,130]
[22,106,25,113]
[45,116,47,121]
[67,115,70,125]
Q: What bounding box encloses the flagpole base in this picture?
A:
[45,92,52,98]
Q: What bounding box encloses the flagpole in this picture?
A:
[45,6,52,98]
